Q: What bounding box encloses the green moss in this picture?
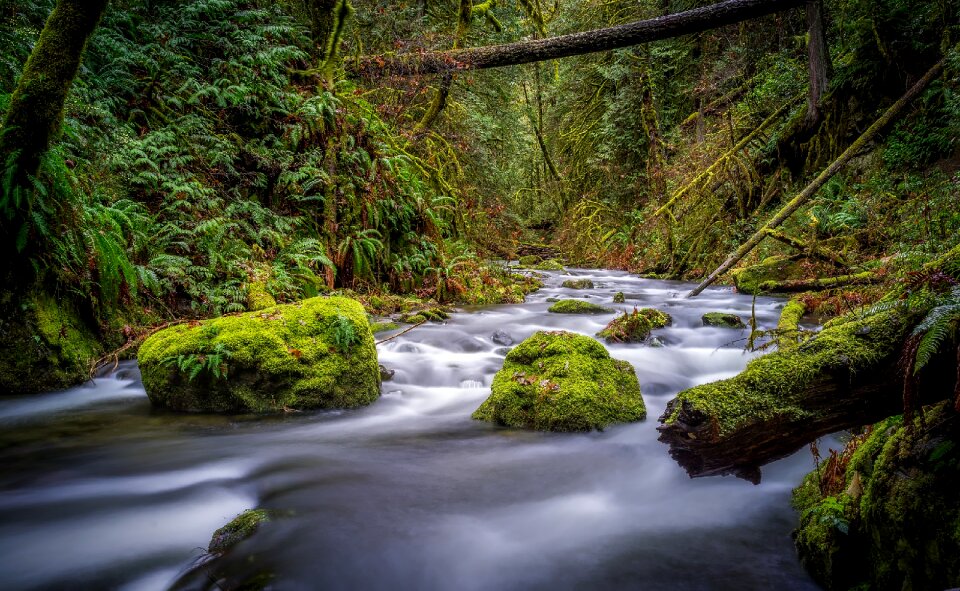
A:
[548,299,613,314]
[597,308,672,343]
[777,298,807,349]
[209,509,274,554]
[472,331,645,431]
[702,312,747,329]
[518,255,542,267]
[561,278,594,289]
[613,292,626,304]
[370,320,400,334]
[138,296,380,413]
[664,309,909,437]
[533,259,565,271]
[246,282,277,311]
[404,314,427,324]
[0,292,102,394]
[730,255,803,295]
[793,405,960,591]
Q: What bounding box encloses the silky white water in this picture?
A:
[0,269,823,590]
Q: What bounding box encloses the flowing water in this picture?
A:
[0,269,825,590]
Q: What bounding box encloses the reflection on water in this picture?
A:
[0,269,822,590]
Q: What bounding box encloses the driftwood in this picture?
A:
[687,58,945,297]
[353,0,802,76]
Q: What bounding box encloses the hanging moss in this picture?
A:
[472,331,645,431]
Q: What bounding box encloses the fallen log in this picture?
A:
[757,270,881,292]
[353,0,802,76]
[657,308,944,483]
[762,228,849,267]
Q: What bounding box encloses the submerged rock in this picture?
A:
[472,331,645,431]
[792,403,960,591]
[597,308,672,343]
[138,296,380,413]
[561,278,594,289]
[702,312,747,328]
[491,330,514,346]
[547,299,613,314]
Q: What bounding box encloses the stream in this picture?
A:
[0,269,824,590]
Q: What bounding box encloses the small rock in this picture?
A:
[702,312,747,329]
[492,330,514,346]
[648,336,665,348]
[379,364,395,381]
[613,292,625,303]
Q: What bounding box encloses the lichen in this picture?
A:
[547,299,613,314]
[138,296,380,413]
[702,312,747,329]
[597,308,671,343]
[472,331,645,431]
[663,309,909,437]
[561,279,594,289]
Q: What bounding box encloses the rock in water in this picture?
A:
[597,308,672,343]
[138,296,380,413]
[613,291,626,303]
[491,330,514,346]
[548,300,613,314]
[561,278,594,289]
[472,331,645,431]
[702,312,747,328]
[379,364,396,381]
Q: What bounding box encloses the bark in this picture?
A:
[804,0,832,126]
[354,0,803,76]
[687,58,945,297]
[657,309,954,482]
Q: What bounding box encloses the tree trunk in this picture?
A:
[804,0,832,126]
[415,0,473,131]
[354,0,803,76]
[305,0,339,59]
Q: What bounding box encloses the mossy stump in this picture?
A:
[598,308,672,343]
[561,278,594,289]
[138,296,380,413]
[547,300,612,314]
[702,312,747,329]
[473,331,645,431]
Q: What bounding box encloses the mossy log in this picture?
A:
[656,309,950,482]
[756,271,881,293]
[762,229,849,267]
[776,297,807,349]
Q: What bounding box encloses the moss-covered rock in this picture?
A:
[533,259,565,271]
[793,403,960,591]
[702,312,747,328]
[370,320,400,334]
[138,296,380,413]
[0,292,102,394]
[561,278,594,289]
[730,255,803,295]
[597,308,672,343]
[473,331,645,431]
[246,282,277,311]
[613,291,626,304]
[518,255,542,267]
[547,299,612,314]
[209,509,274,555]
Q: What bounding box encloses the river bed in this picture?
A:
[0,269,824,590]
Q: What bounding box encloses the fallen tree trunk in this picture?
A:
[762,228,849,266]
[757,270,881,292]
[353,0,802,76]
[687,58,945,297]
[656,308,953,483]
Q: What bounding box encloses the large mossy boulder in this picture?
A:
[472,331,645,431]
[598,308,672,343]
[138,296,380,413]
[730,255,803,295]
[0,292,101,394]
[792,403,960,591]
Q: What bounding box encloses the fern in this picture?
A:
[911,286,960,374]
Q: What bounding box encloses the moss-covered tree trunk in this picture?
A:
[0,0,108,270]
[804,0,832,126]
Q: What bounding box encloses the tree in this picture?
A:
[0,0,109,275]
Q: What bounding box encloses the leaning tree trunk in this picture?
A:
[0,0,109,278]
[353,0,802,76]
